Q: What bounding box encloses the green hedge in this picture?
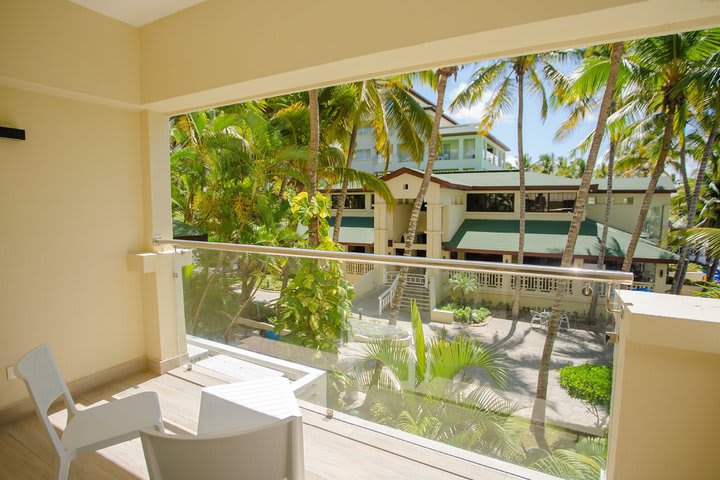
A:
[437,302,491,324]
[559,364,612,409]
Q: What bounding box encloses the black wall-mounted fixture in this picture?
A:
[0,126,26,141]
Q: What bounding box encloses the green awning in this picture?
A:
[298,216,374,245]
[172,219,207,238]
[443,219,678,261]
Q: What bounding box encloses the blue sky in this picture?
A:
[413,62,599,166]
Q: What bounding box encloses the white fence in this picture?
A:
[344,262,374,276]
[386,271,428,287]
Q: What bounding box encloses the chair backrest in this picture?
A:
[16,344,77,453]
[141,420,292,480]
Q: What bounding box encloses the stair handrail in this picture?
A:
[378,274,400,315]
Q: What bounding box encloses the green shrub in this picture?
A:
[559,364,612,409]
[559,364,612,427]
[437,302,492,324]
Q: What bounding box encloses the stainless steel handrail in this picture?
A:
[153,237,634,285]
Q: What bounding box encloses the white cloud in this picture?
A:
[505,155,518,168]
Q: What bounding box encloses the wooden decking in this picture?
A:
[0,366,528,479]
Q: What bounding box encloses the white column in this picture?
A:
[139,110,188,373]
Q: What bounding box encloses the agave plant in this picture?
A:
[343,301,522,460]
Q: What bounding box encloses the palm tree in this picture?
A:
[346,301,521,459]
[332,79,431,244]
[448,272,480,304]
[530,42,624,446]
[452,55,551,319]
[388,66,458,325]
[530,153,562,175]
[620,30,720,273]
[530,436,608,480]
[307,89,321,247]
[670,50,720,292]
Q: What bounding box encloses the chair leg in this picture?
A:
[58,457,70,480]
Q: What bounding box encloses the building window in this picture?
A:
[526,193,548,212]
[588,196,597,205]
[357,127,373,135]
[642,205,663,242]
[526,192,577,212]
[614,196,634,205]
[467,193,515,212]
[331,194,366,209]
[439,139,459,160]
[463,138,476,159]
[548,193,576,212]
[354,149,373,160]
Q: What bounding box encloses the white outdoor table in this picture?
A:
[198,377,305,480]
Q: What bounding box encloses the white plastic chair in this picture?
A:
[530,310,549,328]
[140,418,300,480]
[16,344,164,480]
[559,312,571,330]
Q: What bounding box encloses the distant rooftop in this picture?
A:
[444,219,678,261]
[382,168,676,192]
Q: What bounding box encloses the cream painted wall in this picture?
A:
[0,87,147,409]
[0,0,140,105]
[608,292,720,480]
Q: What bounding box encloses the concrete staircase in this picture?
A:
[386,278,431,312]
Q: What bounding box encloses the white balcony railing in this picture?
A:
[344,261,374,276]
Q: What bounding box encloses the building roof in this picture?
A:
[434,170,582,189]
[592,176,676,193]
[443,219,678,262]
[383,168,677,193]
[172,219,208,239]
[298,216,374,245]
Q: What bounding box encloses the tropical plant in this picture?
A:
[531,42,624,447]
[346,301,522,459]
[452,54,554,319]
[388,66,458,325]
[670,49,720,291]
[619,30,720,273]
[332,79,431,243]
[447,272,480,304]
[273,192,354,352]
[530,436,608,480]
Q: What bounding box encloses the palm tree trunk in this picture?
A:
[621,101,677,272]
[679,135,691,206]
[512,71,526,321]
[587,135,616,324]
[671,117,719,293]
[389,67,455,325]
[706,257,719,284]
[333,124,359,244]
[531,42,623,447]
[308,89,320,248]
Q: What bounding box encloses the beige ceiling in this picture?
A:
[68,0,206,27]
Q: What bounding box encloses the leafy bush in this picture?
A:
[438,302,491,324]
[559,364,612,427]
